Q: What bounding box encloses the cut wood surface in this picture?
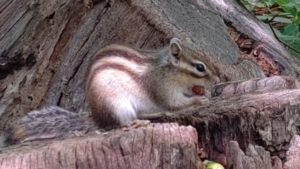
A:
[0,123,199,169]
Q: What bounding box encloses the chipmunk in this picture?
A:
[0,38,219,146]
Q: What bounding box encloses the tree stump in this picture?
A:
[1,0,300,168]
[0,123,199,169]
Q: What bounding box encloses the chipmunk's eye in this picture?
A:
[195,63,205,72]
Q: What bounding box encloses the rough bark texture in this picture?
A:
[202,0,300,77]
[284,135,300,169]
[1,0,300,168]
[226,141,283,169]
[0,123,199,169]
[146,76,300,168]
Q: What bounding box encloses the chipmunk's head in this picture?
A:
[154,38,220,108]
[167,38,220,86]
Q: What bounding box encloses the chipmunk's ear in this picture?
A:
[170,38,182,59]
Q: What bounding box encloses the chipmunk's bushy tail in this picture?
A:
[0,106,97,147]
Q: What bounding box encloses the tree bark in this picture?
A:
[226,141,283,169]
[147,76,300,167]
[284,135,300,169]
[1,0,300,168]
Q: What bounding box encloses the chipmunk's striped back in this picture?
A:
[86,45,159,128]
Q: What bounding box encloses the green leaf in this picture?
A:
[257,14,293,23]
[260,0,277,6]
[281,24,299,35]
[240,0,300,59]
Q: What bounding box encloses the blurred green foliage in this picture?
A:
[241,0,300,58]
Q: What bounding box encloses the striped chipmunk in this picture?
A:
[0,38,219,146]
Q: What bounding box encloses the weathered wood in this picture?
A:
[1,0,300,168]
[284,135,300,169]
[226,141,282,169]
[0,123,199,169]
[142,76,299,167]
[213,76,300,97]
[202,0,300,77]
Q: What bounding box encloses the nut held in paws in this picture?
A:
[192,86,205,95]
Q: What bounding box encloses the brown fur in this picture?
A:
[85,39,219,127]
[1,106,97,146]
[8,125,26,143]
[93,49,148,65]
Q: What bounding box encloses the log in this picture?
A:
[144,76,300,168]
[213,76,300,97]
[0,123,199,169]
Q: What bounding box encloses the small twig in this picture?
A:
[268,14,277,22]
